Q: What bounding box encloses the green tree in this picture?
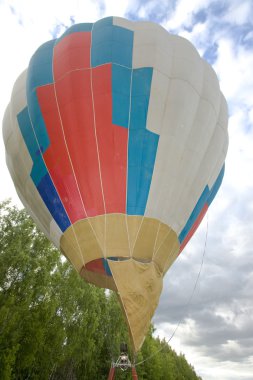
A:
[0,200,202,380]
[0,201,106,379]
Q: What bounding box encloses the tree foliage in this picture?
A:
[0,200,202,379]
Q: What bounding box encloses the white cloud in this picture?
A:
[104,0,132,17]
[214,38,253,106]
[165,0,212,30]
[223,0,253,26]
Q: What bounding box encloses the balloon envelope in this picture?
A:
[3,17,228,352]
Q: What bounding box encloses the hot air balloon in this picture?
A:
[3,16,228,355]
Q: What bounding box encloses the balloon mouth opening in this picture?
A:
[84,257,152,277]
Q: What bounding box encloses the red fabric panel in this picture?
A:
[38,36,128,221]
[54,32,91,81]
[132,367,138,379]
[86,259,106,275]
[107,367,115,380]
[92,64,128,213]
[37,84,86,223]
[54,69,105,217]
[180,203,208,253]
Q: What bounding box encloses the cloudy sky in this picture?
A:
[0,0,253,379]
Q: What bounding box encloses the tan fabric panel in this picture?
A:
[60,220,103,269]
[108,259,163,352]
[88,215,106,253]
[132,217,160,261]
[153,234,180,276]
[58,214,179,352]
[125,215,143,255]
[71,220,104,262]
[80,267,117,292]
[60,226,84,272]
[104,214,130,257]
[60,215,180,275]
[153,222,168,252]
[60,215,131,266]
[153,230,180,274]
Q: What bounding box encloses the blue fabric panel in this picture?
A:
[131,68,153,97]
[179,186,209,243]
[127,164,141,214]
[112,64,131,128]
[92,23,113,45]
[111,26,133,67]
[17,107,47,185]
[56,22,93,43]
[93,16,113,30]
[17,107,40,162]
[91,17,133,67]
[91,20,113,66]
[179,165,225,243]
[130,68,153,130]
[127,67,159,215]
[26,40,55,154]
[18,108,70,230]
[27,93,50,155]
[20,41,71,232]
[103,257,129,276]
[130,95,150,131]
[91,18,113,67]
[91,41,112,68]
[127,130,159,215]
[207,165,225,206]
[108,257,128,261]
[27,40,54,89]
[102,259,112,276]
[142,130,160,168]
[30,156,48,186]
[37,173,71,232]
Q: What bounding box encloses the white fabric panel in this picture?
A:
[16,185,51,242]
[172,35,200,61]
[172,55,203,93]
[2,106,11,146]
[158,95,219,230]
[208,95,229,187]
[145,79,201,230]
[112,16,134,30]
[132,25,173,75]
[3,71,28,154]
[207,97,229,188]
[218,93,229,131]
[131,23,201,90]
[133,43,173,76]
[146,70,170,135]
[144,28,228,233]
[9,70,27,113]
[4,114,33,174]
[132,24,203,139]
[3,70,61,243]
[50,220,63,248]
[179,127,225,229]
[132,20,168,34]
[5,149,52,242]
[171,68,227,229]
[201,60,221,116]
[164,98,217,231]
